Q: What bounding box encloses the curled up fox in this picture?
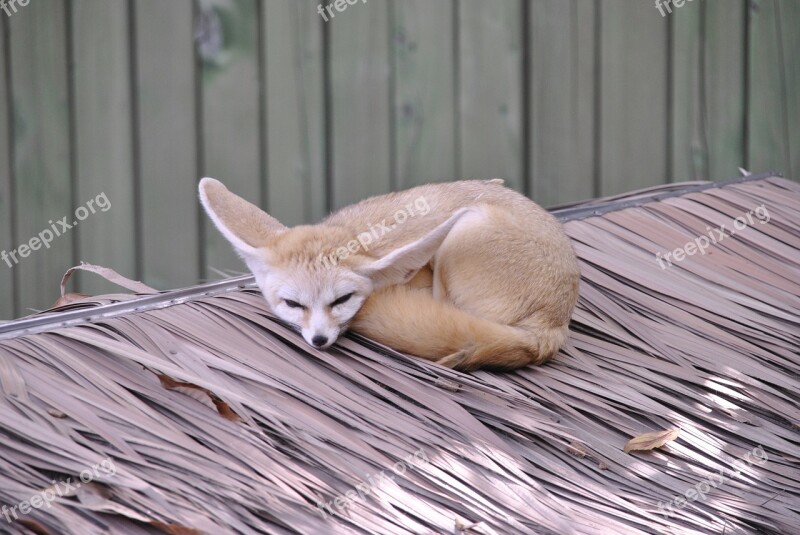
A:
[199,178,580,371]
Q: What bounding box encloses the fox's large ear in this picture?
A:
[198,177,286,260]
[358,208,472,289]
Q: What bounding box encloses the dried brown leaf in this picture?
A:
[624,429,680,453]
[567,441,589,458]
[158,373,242,422]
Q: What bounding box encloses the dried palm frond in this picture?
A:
[0,174,797,534]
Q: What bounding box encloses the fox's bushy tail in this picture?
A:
[352,285,568,371]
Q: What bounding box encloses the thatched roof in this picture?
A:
[0,174,798,535]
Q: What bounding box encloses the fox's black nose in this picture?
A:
[311,335,328,347]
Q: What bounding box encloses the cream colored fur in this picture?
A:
[199,177,580,372]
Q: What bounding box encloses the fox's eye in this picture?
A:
[330,293,354,307]
[284,299,305,309]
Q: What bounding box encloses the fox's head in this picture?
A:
[198,178,467,349]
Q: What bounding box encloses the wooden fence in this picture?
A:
[0,0,798,319]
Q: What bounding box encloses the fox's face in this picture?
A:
[199,177,471,351]
[249,254,372,348]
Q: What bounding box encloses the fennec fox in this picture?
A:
[199,178,579,371]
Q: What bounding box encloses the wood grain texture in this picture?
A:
[599,0,669,194]
[264,0,326,226]
[200,0,260,277]
[748,0,799,181]
[703,0,747,181]
[393,0,456,188]
[529,0,596,207]
[330,0,391,209]
[459,0,522,190]
[134,0,199,290]
[9,1,73,314]
[71,0,136,296]
[671,0,745,182]
[0,18,14,318]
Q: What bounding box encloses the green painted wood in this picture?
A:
[0,19,15,319]
[459,0,522,190]
[703,1,747,181]
[748,0,800,181]
[9,2,74,314]
[134,0,199,290]
[200,0,260,277]
[330,0,391,209]
[393,0,456,188]
[599,0,669,194]
[671,1,704,181]
[264,0,326,226]
[672,1,746,182]
[71,0,136,296]
[529,0,596,206]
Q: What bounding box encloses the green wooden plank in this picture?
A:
[200,0,260,277]
[264,0,326,225]
[459,0,522,191]
[672,1,746,182]
[529,0,595,206]
[393,0,456,188]
[330,0,391,209]
[72,0,136,295]
[704,1,747,181]
[0,18,15,319]
[9,2,74,314]
[599,0,669,194]
[749,0,800,181]
[134,0,199,289]
[670,1,704,181]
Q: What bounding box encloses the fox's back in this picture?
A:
[323,180,570,261]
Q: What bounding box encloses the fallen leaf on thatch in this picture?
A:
[624,429,680,453]
[78,483,203,534]
[157,374,242,422]
[567,441,589,458]
[18,519,54,535]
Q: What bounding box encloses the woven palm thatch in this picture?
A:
[0,174,798,535]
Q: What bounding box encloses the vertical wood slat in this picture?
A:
[264,0,326,226]
[748,0,800,181]
[0,18,14,318]
[671,1,746,182]
[71,0,136,295]
[330,0,391,209]
[134,0,199,290]
[459,0,523,191]
[9,2,73,313]
[200,0,260,277]
[599,0,669,195]
[702,0,748,181]
[393,0,456,189]
[529,0,595,207]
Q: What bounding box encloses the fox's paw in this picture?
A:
[436,350,469,370]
